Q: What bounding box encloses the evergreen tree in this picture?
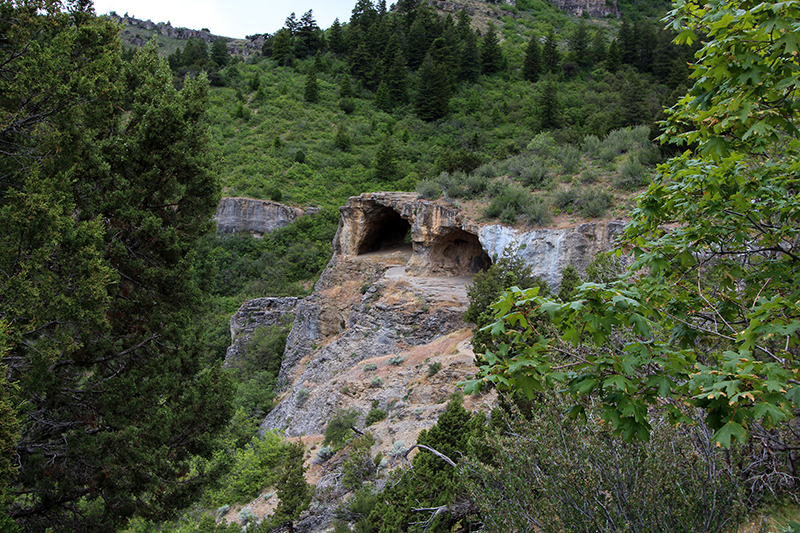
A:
[590,30,606,66]
[522,36,542,82]
[274,442,311,532]
[537,77,561,129]
[373,135,399,180]
[542,30,561,73]
[558,265,582,302]
[456,7,472,39]
[375,80,392,111]
[459,30,480,83]
[210,37,229,67]
[328,17,346,54]
[0,6,232,528]
[270,28,293,65]
[406,11,432,70]
[334,124,352,151]
[568,19,591,69]
[480,22,503,75]
[414,52,451,121]
[295,10,321,58]
[381,48,409,110]
[339,73,353,98]
[618,18,636,65]
[606,38,622,72]
[304,68,320,103]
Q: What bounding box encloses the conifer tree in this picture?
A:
[480,22,503,75]
[406,12,431,70]
[0,7,232,528]
[339,73,354,98]
[274,442,311,532]
[590,30,606,66]
[375,80,392,111]
[522,36,542,82]
[537,77,561,129]
[210,38,229,67]
[304,68,320,103]
[459,30,481,83]
[374,135,400,180]
[568,19,591,69]
[414,52,451,121]
[329,17,346,54]
[542,30,561,73]
[606,38,622,72]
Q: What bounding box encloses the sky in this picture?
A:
[91,0,357,39]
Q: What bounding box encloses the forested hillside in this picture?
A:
[2,0,799,531]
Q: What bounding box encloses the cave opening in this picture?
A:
[430,228,492,275]
[356,205,412,255]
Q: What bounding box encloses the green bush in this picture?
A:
[365,408,387,426]
[465,394,746,533]
[370,377,383,388]
[556,144,581,175]
[427,362,442,377]
[295,388,309,406]
[363,363,377,372]
[577,189,614,218]
[387,356,404,366]
[614,157,649,190]
[206,431,288,506]
[324,408,360,448]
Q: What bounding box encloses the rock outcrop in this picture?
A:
[225,297,299,365]
[333,192,624,290]
[548,0,618,18]
[214,197,307,236]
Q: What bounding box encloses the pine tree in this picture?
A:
[537,77,560,129]
[374,135,400,180]
[543,30,561,73]
[459,30,481,83]
[406,13,431,70]
[606,38,622,72]
[270,28,293,65]
[590,30,606,66]
[339,73,354,98]
[210,38,229,67]
[0,9,232,528]
[274,442,311,532]
[375,80,392,111]
[414,52,452,121]
[522,36,542,82]
[480,22,503,75]
[569,19,591,69]
[329,17,346,54]
[304,68,320,103]
[558,265,582,302]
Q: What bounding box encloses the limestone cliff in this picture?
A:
[214,197,308,236]
[224,192,625,530]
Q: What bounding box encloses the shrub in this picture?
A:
[614,157,649,190]
[363,363,377,372]
[434,147,483,175]
[239,508,255,525]
[342,433,377,490]
[465,394,746,533]
[314,446,334,464]
[484,183,536,224]
[520,161,551,189]
[370,377,383,388]
[552,187,578,210]
[577,189,614,218]
[324,408,360,448]
[524,197,551,226]
[295,388,309,406]
[339,97,355,114]
[580,169,599,184]
[416,179,441,199]
[427,362,442,377]
[556,144,581,175]
[581,134,601,157]
[365,408,387,426]
[294,150,306,164]
[598,125,652,162]
[526,131,557,157]
[387,355,404,366]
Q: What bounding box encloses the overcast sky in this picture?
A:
[92,0,357,39]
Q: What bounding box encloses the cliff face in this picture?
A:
[214,197,307,236]
[548,0,618,17]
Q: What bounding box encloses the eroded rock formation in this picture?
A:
[333,192,623,289]
[214,197,307,236]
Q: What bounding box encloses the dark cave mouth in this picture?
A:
[356,205,412,255]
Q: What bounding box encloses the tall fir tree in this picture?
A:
[543,30,561,73]
[328,17,346,54]
[414,52,452,121]
[522,36,542,82]
[304,68,320,103]
[274,442,311,533]
[568,19,591,69]
[537,76,561,129]
[590,30,606,66]
[480,22,503,75]
[459,30,481,83]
